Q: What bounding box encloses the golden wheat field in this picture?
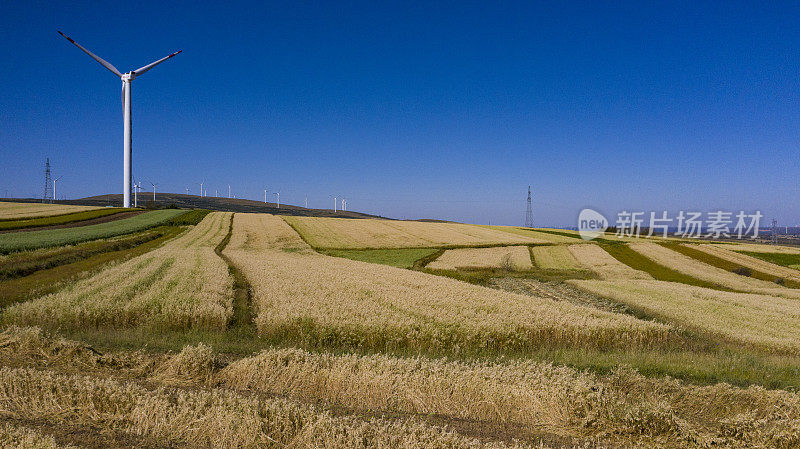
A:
[628,241,800,298]
[225,214,672,352]
[282,216,547,248]
[0,201,101,219]
[427,245,533,271]
[568,243,653,279]
[2,212,233,330]
[529,245,584,270]
[570,279,800,353]
[486,226,582,243]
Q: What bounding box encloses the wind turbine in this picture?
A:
[58,31,181,208]
[149,182,158,201]
[200,181,204,197]
[274,192,280,209]
[53,176,62,201]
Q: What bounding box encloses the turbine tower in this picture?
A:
[58,31,181,208]
[525,186,533,228]
[52,176,63,201]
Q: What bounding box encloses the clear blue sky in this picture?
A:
[1,1,798,226]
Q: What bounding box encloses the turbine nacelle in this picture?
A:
[121,72,135,81]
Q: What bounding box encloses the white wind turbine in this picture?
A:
[58,31,181,208]
[53,176,62,201]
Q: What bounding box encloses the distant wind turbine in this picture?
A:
[200,181,204,197]
[53,176,62,201]
[274,192,280,209]
[58,31,181,208]
[149,182,158,201]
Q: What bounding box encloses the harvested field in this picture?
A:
[629,242,800,298]
[529,245,584,270]
[0,366,531,449]
[224,214,673,354]
[427,245,533,271]
[568,244,652,280]
[282,216,547,249]
[219,345,800,447]
[0,201,100,220]
[0,209,186,254]
[570,279,800,353]
[5,326,800,449]
[3,213,233,330]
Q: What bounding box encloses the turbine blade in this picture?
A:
[133,50,182,77]
[58,31,122,77]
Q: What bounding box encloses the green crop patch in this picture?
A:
[0,209,187,254]
[0,208,128,231]
[321,248,439,269]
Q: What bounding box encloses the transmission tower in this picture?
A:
[42,158,53,203]
[525,186,533,228]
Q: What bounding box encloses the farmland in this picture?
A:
[2,209,800,448]
[0,209,186,254]
[529,244,584,270]
[0,201,101,220]
[570,279,800,353]
[3,212,233,330]
[283,215,547,248]
[629,241,800,298]
[225,214,672,354]
[427,245,533,271]
[568,243,652,279]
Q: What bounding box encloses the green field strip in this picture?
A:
[320,248,440,269]
[0,209,188,254]
[737,251,800,271]
[0,229,166,281]
[0,208,129,231]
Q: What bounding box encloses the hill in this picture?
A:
[1,193,384,219]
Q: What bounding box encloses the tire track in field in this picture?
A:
[214,213,256,335]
